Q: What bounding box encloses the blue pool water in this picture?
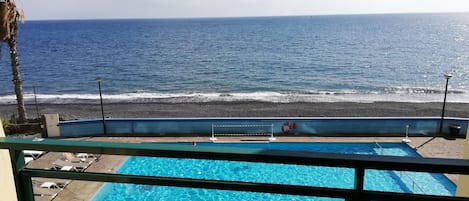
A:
[92,143,456,201]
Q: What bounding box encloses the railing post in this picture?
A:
[457,127,469,197]
[9,149,34,201]
[351,166,367,201]
[0,121,19,201]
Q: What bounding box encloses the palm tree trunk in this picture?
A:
[8,37,27,123]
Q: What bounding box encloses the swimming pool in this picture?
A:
[92,142,456,201]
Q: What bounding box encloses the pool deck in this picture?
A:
[27,136,466,201]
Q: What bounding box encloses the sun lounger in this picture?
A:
[32,178,70,186]
[76,153,100,159]
[25,157,34,164]
[24,150,45,159]
[52,152,97,172]
[62,152,93,163]
[53,159,91,172]
[33,186,61,197]
[40,182,62,189]
[33,180,67,199]
[73,152,99,162]
[60,166,77,171]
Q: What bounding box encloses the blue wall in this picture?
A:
[58,117,468,138]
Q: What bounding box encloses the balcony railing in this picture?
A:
[1,137,469,201]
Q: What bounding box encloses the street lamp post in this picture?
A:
[33,86,40,119]
[439,73,452,135]
[415,73,452,149]
[96,77,107,135]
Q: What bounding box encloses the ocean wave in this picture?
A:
[1,89,468,104]
[383,87,465,94]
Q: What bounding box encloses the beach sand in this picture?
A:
[1,101,469,120]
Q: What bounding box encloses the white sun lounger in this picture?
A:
[24,150,45,159]
[33,186,61,197]
[76,153,99,159]
[60,166,77,171]
[40,182,62,189]
[33,180,66,199]
[25,157,34,164]
[32,178,70,187]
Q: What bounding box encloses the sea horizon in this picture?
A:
[23,11,469,22]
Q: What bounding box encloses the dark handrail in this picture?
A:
[1,137,469,201]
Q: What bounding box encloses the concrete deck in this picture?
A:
[25,136,466,201]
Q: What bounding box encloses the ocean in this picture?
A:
[0,13,468,104]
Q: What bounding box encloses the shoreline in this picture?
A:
[1,101,469,120]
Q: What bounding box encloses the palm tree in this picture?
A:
[1,0,26,123]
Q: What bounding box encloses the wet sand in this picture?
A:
[1,101,469,120]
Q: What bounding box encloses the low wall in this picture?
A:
[58,117,468,138]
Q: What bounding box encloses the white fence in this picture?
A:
[210,124,275,142]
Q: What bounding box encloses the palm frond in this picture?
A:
[0,0,20,42]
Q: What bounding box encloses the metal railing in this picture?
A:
[373,142,426,194]
[397,171,427,194]
[1,137,469,201]
[211,124,275,141]
[374,141,384,155]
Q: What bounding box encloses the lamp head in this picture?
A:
[96,77,102,83]
[444,73,452,80]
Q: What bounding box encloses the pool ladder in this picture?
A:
[374,142,384,155]
[398,171,426,194]
[374,142,425,194]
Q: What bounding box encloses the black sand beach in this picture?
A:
[1,102,469,120]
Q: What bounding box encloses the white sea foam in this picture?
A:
[1,90,468,105]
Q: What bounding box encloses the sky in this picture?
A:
[19,0,469,20]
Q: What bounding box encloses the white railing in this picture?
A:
[374,141,384,155]
[211,124,275,142]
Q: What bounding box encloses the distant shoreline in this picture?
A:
[1,101,468,120]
